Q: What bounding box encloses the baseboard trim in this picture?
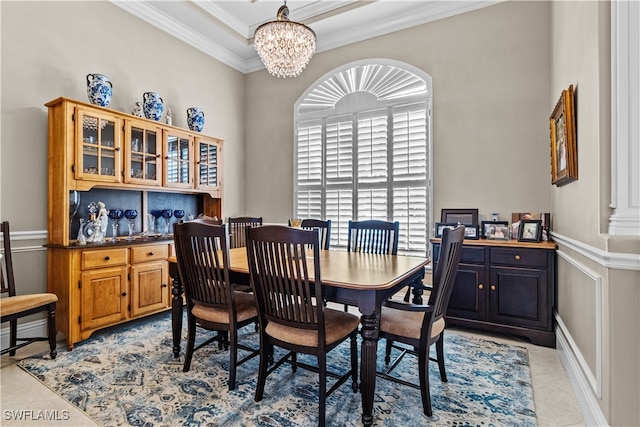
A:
[556,314,609,427]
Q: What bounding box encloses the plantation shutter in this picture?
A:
[293,63,431,256]
[392,103,428,253]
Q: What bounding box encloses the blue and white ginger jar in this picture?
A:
[187,107,205,132]
[143,92,164,121]
[86,74,112,107]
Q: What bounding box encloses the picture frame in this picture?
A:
[463,224,480,240]
[550,84,577,186]
[511,213,551,241]
[434,222,457,238]
[518,219,543,242]
[440,209,479,226]
[481,221,509,240]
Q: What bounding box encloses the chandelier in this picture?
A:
[254,1,316,78]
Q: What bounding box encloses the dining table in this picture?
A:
[168,247,429,427]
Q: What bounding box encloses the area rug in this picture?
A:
[18,313,537,426]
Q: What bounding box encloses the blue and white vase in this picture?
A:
[187,107,205,132]
[86,74,112,107]
[143,92,164,121]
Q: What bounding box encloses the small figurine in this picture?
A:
[132,101,143,117]
[97,202,109,238]
[166,108,173,125]
[77,218,87,245]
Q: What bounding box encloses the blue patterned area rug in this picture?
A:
[18,313,536,426]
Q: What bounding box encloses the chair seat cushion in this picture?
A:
[266,308,360,347]
[380,306,445,340]
[0,293,58,317]
[191,291,257,324]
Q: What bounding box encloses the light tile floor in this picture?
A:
[1,325,585,427]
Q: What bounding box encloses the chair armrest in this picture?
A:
[383,299,434,313]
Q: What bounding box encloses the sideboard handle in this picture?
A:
[148,252,154,256]
[478,284,484,290]
[514,254,521,260]
[490,285,496,291]
[122,292,127,297]
[104,256,110,261]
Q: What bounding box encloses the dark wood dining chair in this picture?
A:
[173,221,259,390]
[347,219,399,255]
[377,225,465,417]
[228,216,262,249]
[1,221,58,359]
[344,219,400,310]
[246,225,359,426]
[290,219,332,250]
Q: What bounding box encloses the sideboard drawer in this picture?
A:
[460,246,485,264]
[130,244,169,264]
[81,248,128,269]
[490,248,547,268]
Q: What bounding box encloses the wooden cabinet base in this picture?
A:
[432,238,557,348]
[446,317,556,347]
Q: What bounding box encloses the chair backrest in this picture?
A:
[1,221,16,297]
[173,221,234,311]
[228,216,262,248]
[347,220,399,255]
[246,225,325,336]
[428,225,465,322]
[300,219,331,250]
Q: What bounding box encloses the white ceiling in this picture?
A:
[111,0,499,74]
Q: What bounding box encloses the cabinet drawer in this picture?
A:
[81,248,128,269]
[460,246,484,264]
[130,244,169,264]
[490,248,547,268]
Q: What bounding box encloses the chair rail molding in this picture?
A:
[609,0,640,237]
[550,232,640,271]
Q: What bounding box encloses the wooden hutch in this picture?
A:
[46,97,223,349]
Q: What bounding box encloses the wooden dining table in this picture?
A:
[168,247,429,427]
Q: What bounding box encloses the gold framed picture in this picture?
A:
[550,84,577,186]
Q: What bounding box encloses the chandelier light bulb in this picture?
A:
[254,2,316,78]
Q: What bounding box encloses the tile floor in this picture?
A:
[1,323,585,427]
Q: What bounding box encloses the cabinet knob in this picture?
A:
[514,254,521,260]
[478,284,484,290]
[122,292,127,297]
[148,252,154,256]
[156,154,161,158]
[162,283,168,288]
[104,256,110,261]
[491,285,496,291]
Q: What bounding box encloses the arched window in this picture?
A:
[294,59,432,255]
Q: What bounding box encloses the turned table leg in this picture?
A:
[170,265,183,358]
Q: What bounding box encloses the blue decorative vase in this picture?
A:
[187,107,205,132]
[143,92,164,121]
[86,74,112,107]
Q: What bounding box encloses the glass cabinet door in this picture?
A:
[163,129,193,188]
[75,108,121,183]
[195,137,221,192]
[125,120,162,186]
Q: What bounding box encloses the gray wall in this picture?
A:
[550,1,640,425]
[2,1,638,425]
[245,1,552,223]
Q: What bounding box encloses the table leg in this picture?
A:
[359,311,379,427]
[171,273,184,358]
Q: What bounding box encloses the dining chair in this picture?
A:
[347,219,399,255]
[228,216,262,249]
[246,225,359,426]
[290,219,332,250]
[344,219,400,310]
[173,221,259,390]
[377,224,465,417]
[1,221,58,359]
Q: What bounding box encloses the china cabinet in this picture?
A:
[431,238,557,347]
[45,97,223,349]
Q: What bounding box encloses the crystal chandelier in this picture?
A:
[254,1,316,78]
